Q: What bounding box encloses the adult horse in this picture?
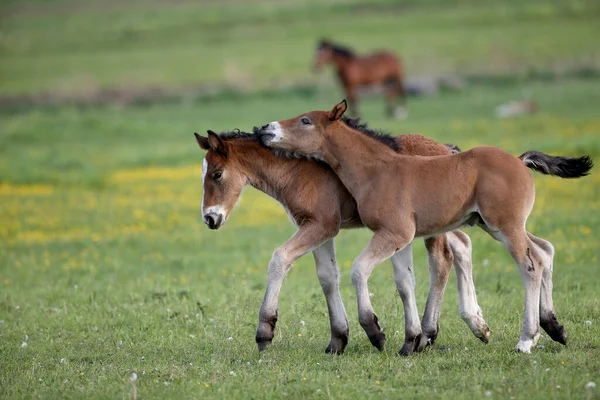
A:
[257,100,593,354]
[314,39,407,119]
[195,122,490,356]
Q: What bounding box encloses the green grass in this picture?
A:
[1,79,600,399]
[1,0,600,398]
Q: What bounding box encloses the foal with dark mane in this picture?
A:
[195,121,490,355]
[314,39,407,119]
[258,100,593,353]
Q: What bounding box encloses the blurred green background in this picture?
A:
[1,1,599,399]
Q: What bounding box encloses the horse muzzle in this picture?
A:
[203,212,224,230]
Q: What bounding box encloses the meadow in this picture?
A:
[1,0,600,399]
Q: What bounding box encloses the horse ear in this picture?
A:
[207,130,227,157]
[329,99,347,121]
[194,132,210,150]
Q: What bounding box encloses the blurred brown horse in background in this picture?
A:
[314,39,407,119]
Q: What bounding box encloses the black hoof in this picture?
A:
[368,331,387,351]
[399,333,422,357]
[256,339,272,352]
[541,316,567,345]
[325,333,349,355]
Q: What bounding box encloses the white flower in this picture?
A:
[258,359,263,364]
[485,390,492,397]
[227,337,233,342]
[140,356,145,362]
[229,371,236,376]
[369,292,374,298]
[92,327,99,332]
[63,379,69,384]
[586,320,592,326]
[15,305,21,310]
[60,358,66,364]
[25,335,29,340]
[0,320,4,324]
[246,362,251,366]
[130,373,138,382]
[21,342,27,349]
[209,318,215,323]
[300,320,305,326]
[556,385,561,389]
[196,314,201,318]
[164,381,169,387]
[545,368,550,372]
[189,334,195,339]
[586,382,596,389]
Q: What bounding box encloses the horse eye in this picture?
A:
[301,117,311,125]
[213,172,222,180]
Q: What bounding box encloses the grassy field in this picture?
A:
[1,0,600,399]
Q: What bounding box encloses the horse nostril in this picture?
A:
[204,214,215,228]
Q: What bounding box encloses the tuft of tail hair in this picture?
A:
[519,151,593,179]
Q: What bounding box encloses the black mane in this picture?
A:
[217,129,257,140]
[341,116,400,151]
[319,40,355,58]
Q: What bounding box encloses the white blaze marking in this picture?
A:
[269,121,283,142]
[201,157,208,214]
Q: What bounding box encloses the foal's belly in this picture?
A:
[414,203,479,238]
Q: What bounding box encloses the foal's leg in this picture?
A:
[501,231,545,353]
[418,236,453,350]
[312,239,350,354]
[351,229,413,352]
[447,231,491,343]
[256,225,331,351]
[345,85,359,117]
[527,233,566,345]
[390,244,422,356]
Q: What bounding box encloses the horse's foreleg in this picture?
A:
[351,229,414,353]
[447,230,491,343]
[312,239,349,354]
[390,243,422,356]
[256,225,332,352]
[389,75,407,120]
[417,236,452,351]
[345,86,359,117]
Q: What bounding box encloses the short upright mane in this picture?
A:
[342,117,399,151]
[320,40,355,58]
[216,129,257,141]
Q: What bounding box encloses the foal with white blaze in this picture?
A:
[258,100,593,353]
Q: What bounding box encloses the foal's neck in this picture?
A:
[231,141,301,201]
[322,125,396,197]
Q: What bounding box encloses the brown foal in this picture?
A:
[257,100,593,353]
[195,123,490,355]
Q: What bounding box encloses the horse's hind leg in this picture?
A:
[312,239,350,354]
[385,76,407,119]
[527,233,567,345]
[447,231,491,343]
[390,243,422,356]
[417,236,452,351]
[499,231,544,353]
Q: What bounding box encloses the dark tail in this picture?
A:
[519,151,593,178]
